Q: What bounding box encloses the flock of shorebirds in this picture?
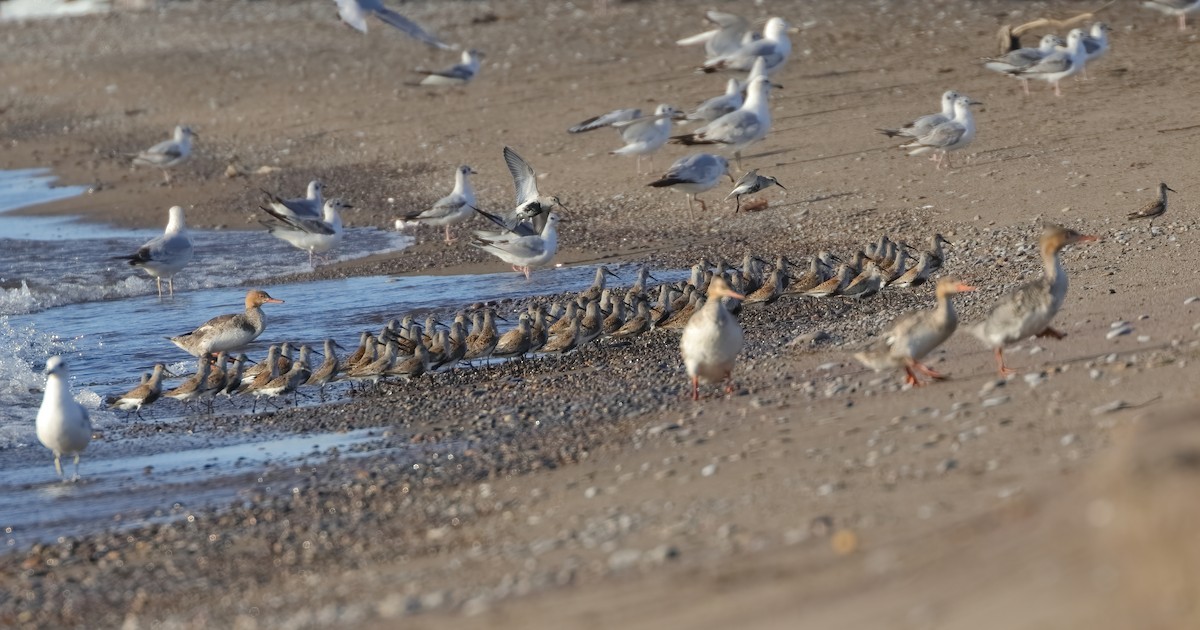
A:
[32,0,1187,480]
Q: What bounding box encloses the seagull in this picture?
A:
[260,198,350,266]
[36,356,92,481]
[334,0,453,49]
[263,180,324,220]
[401,165,478,243]
[472,212,561,280]
[568,108,642,133]
[1080,22,1112,79]
[671,75,773,168]
[416,49,484,86]
[648,153,732,215]
[878,90,960,139]
[113,205,193,298]
[1141,0,1200,30]
[899,95,981,170]
[1127,182,1175,227]
[685,78,744,123]
[471,146,566,243]
[701,17,793,75]
[132,125,196,184]
[726,169,785,212]
[1005,29,1087,97]
[676,10,753,59]
[609,105,681,173]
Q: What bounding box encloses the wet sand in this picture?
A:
[3,0,1200,627]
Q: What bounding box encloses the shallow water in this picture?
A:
[0,169,682,542]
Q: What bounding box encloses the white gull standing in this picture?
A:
[1005,29,1088,97]
[899,95,981,170]
[400,165,478,243]
[36,356,92,481]
[701,17,793,75]
[648,153,732,215]
[132,125,196,184]
[570,104,680,174]
[260,198,350,266]
[113,205,193,298]
[671,75,773,168]
[472,212,561,280]
[263,180,324,220]
[878,90,960,139]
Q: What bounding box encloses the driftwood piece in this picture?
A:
[996,1,1116,54]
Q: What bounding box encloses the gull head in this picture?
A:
[307,180,324,198]
[459,165,478,176]
[1066,29,1086,49]
[1091,22,1111,37]
[175,125,197,140]
[763,17,790,39]
[44,356,69,377]
[325,198,353,213]
[465,49,485,63]
[166,205,187,229]
[941,90,961,108]
[1039,34,1062,50]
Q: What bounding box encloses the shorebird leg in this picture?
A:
[72,454,81,482]
[168,277,176,297]
[696,196,708,214]
[522,266,532,280]
[903,366,923,387]
[911,360,946,380]
[1180,14,1188,31]
[162,170,172,185]
[994,347,1017,376]
[734,195,742,213]
[444,225,456,244]
[1021,78,1030,96]
[733,151,744,170]
[686,194,695,219]
[691,375,700,401]
[1036,327,1066,340]
[1054,81,1063,98]
[53,454,63,479]
[155,277,163,298]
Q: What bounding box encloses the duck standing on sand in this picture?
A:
[854,277,975,386]
[680,276,745,401]
[971,225,1099,375]
[168,290,284,357]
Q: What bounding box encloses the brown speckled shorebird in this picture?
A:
[493,313,532,359]
[164,355,212,404]
[804,264,854,298]
[580,266,619,302]
[111,363,167,415]
[612,300,652,338]
[891,251,935,288]
[539,312,580,354]
[1126,182,1175,227]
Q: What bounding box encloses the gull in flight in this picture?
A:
[401,165,478,243]
[260,198,351,266]
[415,49,484,86]
[676,10,754,60]
[470,147,565,242]
[334,0,454,49]
[113,205,193,298]
[132,125,196,184]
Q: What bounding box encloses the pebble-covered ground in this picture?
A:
[2,0,1200,627]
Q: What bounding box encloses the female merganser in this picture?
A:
[971,225,1099,375]
[168,290,284,357]
[854,277,975,386]
[680,276,745,400]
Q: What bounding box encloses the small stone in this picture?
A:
[584,486,599,499]
[647,422,680,436]
[1137,335,1151,343]
[701,463,718,477]
[936,458,957,474]
[1023,372,1046,388]
[646,545,680,564]
[981,395,1010,408]
[831,529,859,555]
[1060,434,1077,446]
[1107,325,1133,340]
[607,549,642,571]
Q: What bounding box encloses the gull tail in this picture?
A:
[669,134,711,146]
[647,178,687,188]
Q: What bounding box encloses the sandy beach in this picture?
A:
[2,0,1200,627]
